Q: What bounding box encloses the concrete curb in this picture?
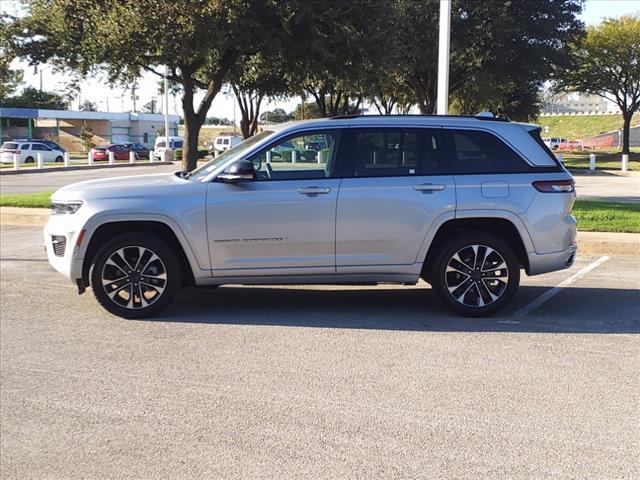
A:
[569,169,640,177]
[1,207,638,256]
[0,161,175,175]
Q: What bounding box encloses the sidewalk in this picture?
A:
[1,206,637,256]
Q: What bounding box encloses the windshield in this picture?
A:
[189,130,273,182]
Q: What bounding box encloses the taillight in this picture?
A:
[532,179,575,193]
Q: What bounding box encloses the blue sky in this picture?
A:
[4,0,640,119]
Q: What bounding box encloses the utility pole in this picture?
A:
[436,0,451,115]
[164,65,170,142]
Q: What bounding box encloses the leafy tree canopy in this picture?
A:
[557,14,640,153]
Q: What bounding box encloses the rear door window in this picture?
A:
[444,129,529,174]
[346,128,448,177]
[1,142,18,150]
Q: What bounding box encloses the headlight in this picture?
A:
[51,201,83,215]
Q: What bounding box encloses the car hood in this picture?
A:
[51,172,188,202]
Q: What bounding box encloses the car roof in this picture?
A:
[266,114,539,133]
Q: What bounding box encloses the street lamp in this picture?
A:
[437,0,451,115]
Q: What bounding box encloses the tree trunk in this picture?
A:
[622,110,632,155]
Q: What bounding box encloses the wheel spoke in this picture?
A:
[453,252,473,269]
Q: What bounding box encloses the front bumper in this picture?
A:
[43,214,86,283]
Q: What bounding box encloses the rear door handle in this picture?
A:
[413,183,446,193]
[298,186,332,195]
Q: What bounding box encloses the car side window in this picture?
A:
[21,144,30,150]
[352,130,417,177]
[419,129,448,175]
[247,131,338,181]
[348,128,447,177]
[445,129,529,174]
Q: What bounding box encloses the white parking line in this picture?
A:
[514,255,610,318]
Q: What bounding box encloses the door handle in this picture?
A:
[413,183,446,193]
[298,186,331,195]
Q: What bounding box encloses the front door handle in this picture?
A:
[298,186,332,195]
[413,183,446,193]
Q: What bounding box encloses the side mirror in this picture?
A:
[218,159,255,183]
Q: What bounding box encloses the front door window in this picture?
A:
[247,132,338,181]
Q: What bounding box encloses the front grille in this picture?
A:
[51,235,66,257]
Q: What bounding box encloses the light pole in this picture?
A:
[164,65,170,143]
[436,0,451,115]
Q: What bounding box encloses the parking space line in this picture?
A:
[514,255,610,318]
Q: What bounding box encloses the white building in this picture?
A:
[0,107,180,150]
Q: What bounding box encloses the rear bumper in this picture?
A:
[527,243,577,275]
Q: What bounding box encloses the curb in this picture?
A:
[0,161,175,175]
[569,169,640,177]
[1,207,638,256]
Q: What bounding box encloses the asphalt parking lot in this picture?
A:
[1,224,638,479]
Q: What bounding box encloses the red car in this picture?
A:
[90,144,130,161]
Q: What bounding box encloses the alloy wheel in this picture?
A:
[101,246,167,309]
[445,244,509,308]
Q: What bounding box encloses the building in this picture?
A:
[540,93,617,115]
[0,107,180,151]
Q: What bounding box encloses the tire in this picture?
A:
[430,232,520,317]
[25,156,34,164]
[55,156,63,163]
[89,233,181,319]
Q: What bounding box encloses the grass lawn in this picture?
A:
[1,192,638,234]
[561,149,640,171]
[536,114,640,140]
[572,200,640,233]
[0,191,53,208]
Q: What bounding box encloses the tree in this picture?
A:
[141,98,157,114]
[390,0,583,118]
[229,51,288,138]
[13,0,287,170]
[259,108,294,123]
[80,99,98,111]
[2,86,68,109]
[558,15,640,154]
[288,1,388,117]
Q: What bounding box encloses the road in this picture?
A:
[1,164,639,202]
[0,164,178,195]
[1,224,639,479]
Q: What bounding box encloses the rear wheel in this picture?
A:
[25,156,34,164]
[90,234,181,319]
[431,232,520,317]
[55,155,63,163]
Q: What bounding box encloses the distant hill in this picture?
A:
[535,114,640,140]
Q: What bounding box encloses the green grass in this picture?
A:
[573,200,640,233]
[536,114,640,140]
[561,149,640,171]
[0,191,53,208]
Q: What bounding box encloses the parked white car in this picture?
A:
[152,136,183,161]
[212,134,242,153]
[542,137,565,150]
[0,140,65,164]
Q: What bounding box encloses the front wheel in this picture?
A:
[431,232,520,317]
[90,234,181,319]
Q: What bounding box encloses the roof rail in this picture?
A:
[328,113,508,122]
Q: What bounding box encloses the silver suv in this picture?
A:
[45,115,577,318]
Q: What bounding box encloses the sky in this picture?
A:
[3,0,640,120]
